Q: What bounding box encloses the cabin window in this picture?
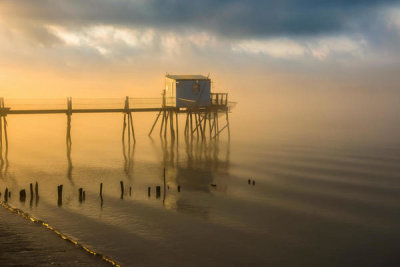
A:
[192,80,200,94]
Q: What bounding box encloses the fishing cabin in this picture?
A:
[164,75,211,108]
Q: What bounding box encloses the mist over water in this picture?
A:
[1,99,400,266]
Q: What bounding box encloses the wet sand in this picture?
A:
[0,204,110,267]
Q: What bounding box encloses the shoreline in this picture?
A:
[0,201,117,266]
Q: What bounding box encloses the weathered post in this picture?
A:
[79,188,83,202]
[19,189,26,202]
[120,181,124,199]
[4,188,8,202]
[30,183,34,198]
[100,183,103,197]
[57,185,63,206]
[148,187,151,197]
[129,186,132,196]
[177,185,181,192]
[156,186,161,198]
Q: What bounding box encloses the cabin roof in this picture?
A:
[166,74,209,80]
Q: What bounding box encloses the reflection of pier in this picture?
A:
[159,137,230,192]
[158,136,230,215]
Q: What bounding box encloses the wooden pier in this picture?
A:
[0,95,233,160]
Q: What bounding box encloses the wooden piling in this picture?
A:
[129,186,132,196]
[4,188,8,202]
[156,186,161,198]
[57,185,63,206]
[100,183,103,197]
[120,181,124,194]
[120,181,124,199]
[148,187,151,197]
[30,183,33,198]
[149,110,162,136]
[178,185,181,192]
[175,111,179,140]
[20,189,26,202]
[79,188,83,202]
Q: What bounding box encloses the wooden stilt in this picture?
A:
[175,111,179,140]
[189,112,193,138]
[149,110,162,136]
[194,113,199,138]
[208,112,212,139]
[122,113,127,142]
[164,110,169,138]
[160,110,165,136]
[169,110,174,139]
[202,113,207,140]
[184,112,189,137]
[129,112,136,143]
[226,110,231,139]
[216,112,219,139]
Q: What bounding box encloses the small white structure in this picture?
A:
[165,75,211,108]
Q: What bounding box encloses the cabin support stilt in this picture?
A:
[122,96,136,146]
[66,97,73,180]
[0,98,9,164]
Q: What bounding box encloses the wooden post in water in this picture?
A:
[100,183,103,197]
[4,188,8,202]
[148,187,151,197]
[19,189,26,202]
[30,183,33,198]
[57,185,63,206]
[177,185,181,192]
[156,186,161,198]
[149,110,162,136]
[129,186,132,196]
[175,111,179,140]
[79,188,83,202]
[164,111,169,138]
[120,181,124,199]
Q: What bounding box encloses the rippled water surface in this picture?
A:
[1,113,399,266]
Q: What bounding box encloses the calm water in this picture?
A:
[1,112,400,266]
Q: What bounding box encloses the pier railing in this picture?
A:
[1,97,236,113]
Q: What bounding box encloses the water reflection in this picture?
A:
[159,136,231,215]
[66,113,73,185]
[0,155,8,178]
[122,140,135,181]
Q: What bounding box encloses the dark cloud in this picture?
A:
[1,0,398,38]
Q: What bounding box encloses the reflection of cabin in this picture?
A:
[165,75,211,108]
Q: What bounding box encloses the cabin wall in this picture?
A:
[176,79,211,107]
[165,77,176,106]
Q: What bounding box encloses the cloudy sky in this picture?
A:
[0,0,400,114]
